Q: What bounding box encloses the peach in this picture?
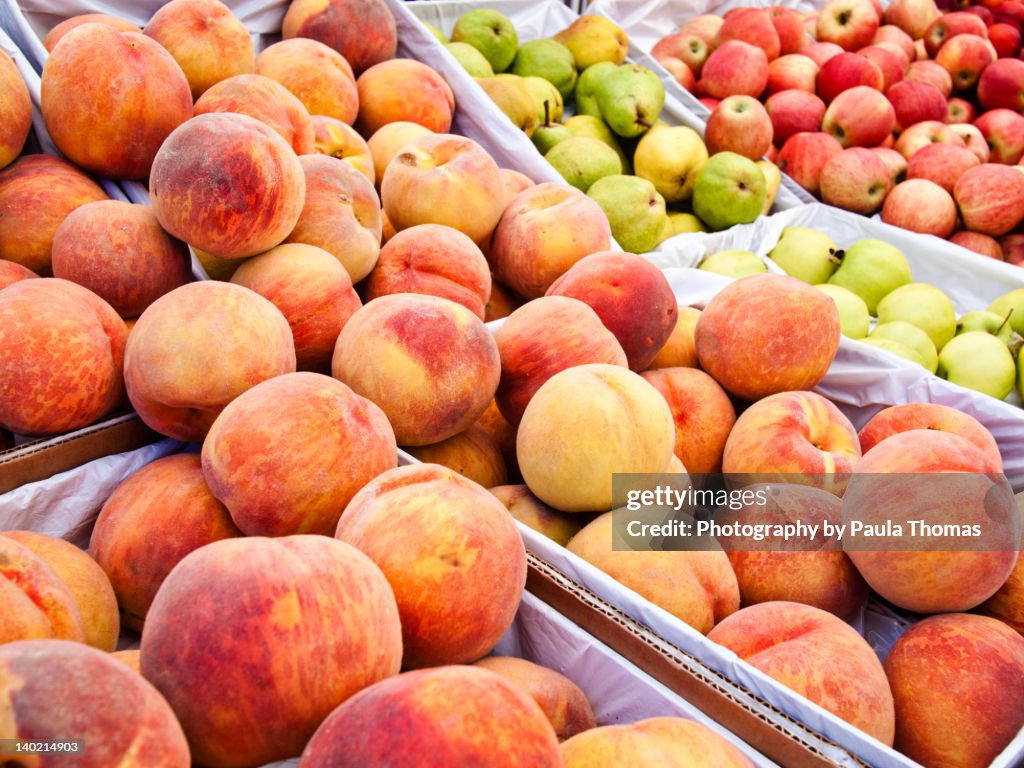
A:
[43,13,140,51]
[567,511,739,634]
[696,274,841,401]
[203,372,397,537]
[518,364,675,512]
[282,0,397,75]
[149,112,306,260]
[500,168,535,205]
[476,398,520,482]
[143,0,255,100]
[194,73,315,154]
[256,37,358,125]
[489,484,581,546]
[1,531,118,652]
[0,48,30,172]
[336,463,526,668]
[50,200,191,319]
[474,656,596,741]
[123,280,296,441]
[363,224,490,319]
[356,59,454,136]
[405,424,508,489]
[486,278,523,321]
[0,154,108,274]
[89,453,242,632]
[560,717,754,767]
[495,296,628,426]
[647,306,700,369]
[381,133,503,246]
[285,153,382,283]
[300,665,561,766]
[490,183,613,300]
[0,278,126,436]
[366,120,434,187]
[0,259,36,289]
[0,640,189,766]
[332,293,499,447]
[641,367,736,475]
[885,614,1024,767]
[0,535,85,643]
[40,24,192,179]
[708,601,895,744]
[311,114,375,184]
[140,535,402,767]
[230,242,361,372]
[111,648,142,673]
[545,251,678,372]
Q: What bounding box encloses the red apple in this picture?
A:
[945,96,977,124]
[800,40,845,67]
[935,33,996,91]
[716,8,781,61]
[978,58,1024,114]
[905,60,954,97]
[951,230,1004,259]
[949,123,992,163]
[705,95,774,159]
[858,45,906,91]
[881,178,958,236]
[777,131,845,195]
[765,53,819,95]
[698,40,769,99]
[769,6,810,55]
[885,80,948,132]
[923,12,990,58]
[677,14,725,48]
[871,146,909,184]
[766,90,827,146]
[817,51,884,103]
[816,0,881,51]
[975,108,1024,164]
[1002,233,1024,265]
[872,24,917,61]
[883,0,942,40]
[820,146,893,213]
[823,85,896,147]
[988,22,1023,58]
[653,33,709,77]
[954,163,1024,235]
[656,55,696,91]
[893,119,966,158]
[906,141,980,191]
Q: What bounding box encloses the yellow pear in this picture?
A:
[553,15,629,69]
[476,74,539,137]
[756,160,782,215]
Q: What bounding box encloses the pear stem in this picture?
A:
[1008,331,1024,361]
[997,308,1014,336]
[830,248,845,266]
[543,100,551,128]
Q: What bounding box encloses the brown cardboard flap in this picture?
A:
[526,553,870,768]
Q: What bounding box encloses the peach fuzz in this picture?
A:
[140,535,402,767]
[0,640,190,766]
[203,372,397,537]
[489,183,613,300]
[363,224,491,319]
[282,0,397,75]
[123,280,296,442]
[0,154,108,274]
[299,666,560,766]
[230,242,362,372]
[494,296,627,426]
[405,424,508,489]
[89,453,242,632]
[335,463,526,669]
[332,293,499,446]
[489,484,581,546]
[40,24,192,180]
[0,49,30,171]
[0,536,85,643]
[474,656,596,741]
[356,59,454,137]
[311,114,375,184]
[1,531,118,652]
[43,13,139,51]
[51,199,191,319]
[0,259,36,289]
[143,0,255,100]
[567,511,739,634]
[708,601,895,744]
[256,37,357,125]
[110,648,141,673]
[366,121,433,187]
[647,306,700,369]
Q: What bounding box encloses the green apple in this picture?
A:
[545,136,622,192]
[869,321,939,372]
[574,61,617,118]
[668,211,707,235]
[826,239,912,315]
[815,284,870,339]
[587,174,668,254]
[446,42,493,78]
[522,76,563,125]
[875,283,957,352]
[633,125,708,205]
[691,151,766,232]
[957,310,1015,343]
[698,249,767,277]
[988,289,1024,336]
[767,226,840,285]
[595,64,665,139]
[938,332,1016,400]
[451,9,518,73]
[511,39,577,99]
[564,114,631,174]
[552,15,628,69]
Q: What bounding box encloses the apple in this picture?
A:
[935,34,996,91]
[816,0,881,52]
[883,0,942,40]
[954,163,1024,235]
[872,24,917,61]
[678,14,724,48]
[923,12,990,58]
[817,51,884,103]
[716,8,782,61]
[885,80,948,132]
[697,40,769,99]
[766,91,826,147]
[765,53,819,95]
[906,141,980,192]
[770,7,810,55]
[800,40,844,67]
[857,45,906,91]
[1002,233,1024,266]
[951,231,1004,260]
[893,119,965,158]
[871,146,909,185]
[656,55,696,91]
[705,95,774,159]
[978,58,1024,114]
[822,85,895,147]
[948,122,991,162]
[880,178,956,236]
[975,108,1024,165]
[904,60,954,98]
[777,131,844,196]
[945,96,977,124]
[988,22,1023,58]
[652,33,709,77]
[820,147,892,214]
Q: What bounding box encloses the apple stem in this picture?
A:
[1008,331,1024,361]
[997,308,1014,336]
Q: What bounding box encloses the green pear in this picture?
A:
[422,21,447,43]
[870,321,938,372]
[815,284,870,339]
[698,250,767,277]
[691,152,766,232]
[595,64,665,138]
[522,76,563,125]
[768,226,841,285]
[552,15,629,69]
[875,283,957,352]
[587,174,668,254]
[446,42,494,78]
[633,125,708,205]
[574,62,617,118]
[476,75,538,136]
[668,212,707,235]
[564,114,631,174]
[826,239,913,315]
[511,39,577,99]
[988,289,1024,336]
[532,121,573,155]
[957,310,1015,343]
[545,136,622,192]
[860,337,925,368]
[938,332,1016,400]
[451,8,518,73]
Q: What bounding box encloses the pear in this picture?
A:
[876,283,957,352]
[532,113,573,155]
[511,39,577,99]
[939,332,1016,400]
[656,216,675,246]
[692,152,766,231]
[451,8,518,73]
[574,62,617,118]
[860,337,924,368]
[815,284,870,339]
[522,76,563,125]
[564,114,631,174]
[698,249,767,277]
[476,75,538,137]
[587,174,668,254]
[988,289,1024,336]
[757,160,781,215]
[595,64,665,138]
[422,21,446,43]
[668,211,707,235]
[768,226,840,285]
[446,42,493,78]
[870,321,939,372]
[827,239,912,315]
[545,136,622,192]
[957,310,1015,343]
[552,15,629,69]
[633,125,708,205]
